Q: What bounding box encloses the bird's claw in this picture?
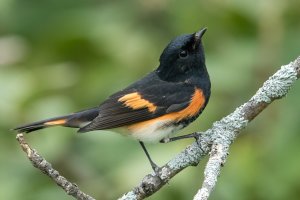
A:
[151,163,161,177]
[192,132,205,152]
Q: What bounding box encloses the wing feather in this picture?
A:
[79,73,199,132]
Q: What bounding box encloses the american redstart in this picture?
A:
[14,28,211,173]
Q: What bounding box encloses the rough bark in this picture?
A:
[16,134,95,200]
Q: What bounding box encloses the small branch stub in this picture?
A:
[16,134,95,200]
[193,143,228,200]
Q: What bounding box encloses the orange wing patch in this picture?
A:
[44,119,66,126]
[176,88,205,119]
[118,92,157,113]
[128,88,205,130]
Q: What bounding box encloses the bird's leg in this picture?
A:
[139,141,160,175]
[160,132,202,145]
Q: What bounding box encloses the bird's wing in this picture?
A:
[78,75,206,132]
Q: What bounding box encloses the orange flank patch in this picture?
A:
[44,119,66,126]
[128,88,205,131]
[118,92,157,113]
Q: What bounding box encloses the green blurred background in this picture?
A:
[1,0,300,199]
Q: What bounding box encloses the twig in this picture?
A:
[193,143,228,200]
[16,133,95,200]
[120,56,300,200]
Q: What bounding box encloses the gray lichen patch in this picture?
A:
[253,63,298,103]
[168,143,202,170]
[119,191,137,200]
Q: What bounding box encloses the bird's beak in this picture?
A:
[193,27,207,48]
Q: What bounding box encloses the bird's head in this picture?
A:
[156,28,208,83]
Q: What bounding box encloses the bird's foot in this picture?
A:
[150,161,161,177]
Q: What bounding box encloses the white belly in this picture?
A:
[124,119,183,143]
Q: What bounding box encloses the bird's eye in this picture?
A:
[179,50,188,58]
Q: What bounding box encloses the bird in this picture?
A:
[14,28,211,173]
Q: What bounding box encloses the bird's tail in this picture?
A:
[13,107,99,133]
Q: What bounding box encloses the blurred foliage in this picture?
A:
[0,0,300,199]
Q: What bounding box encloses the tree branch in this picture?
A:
[16,57,300,200]
[16,134,95,200]
[120,56,300,200]
[193,143,228,200]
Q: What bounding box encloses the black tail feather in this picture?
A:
[13,115,72,133]
[14,124,47,133]
[13,107,99,133]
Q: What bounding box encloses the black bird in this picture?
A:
[14,28,211,172]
